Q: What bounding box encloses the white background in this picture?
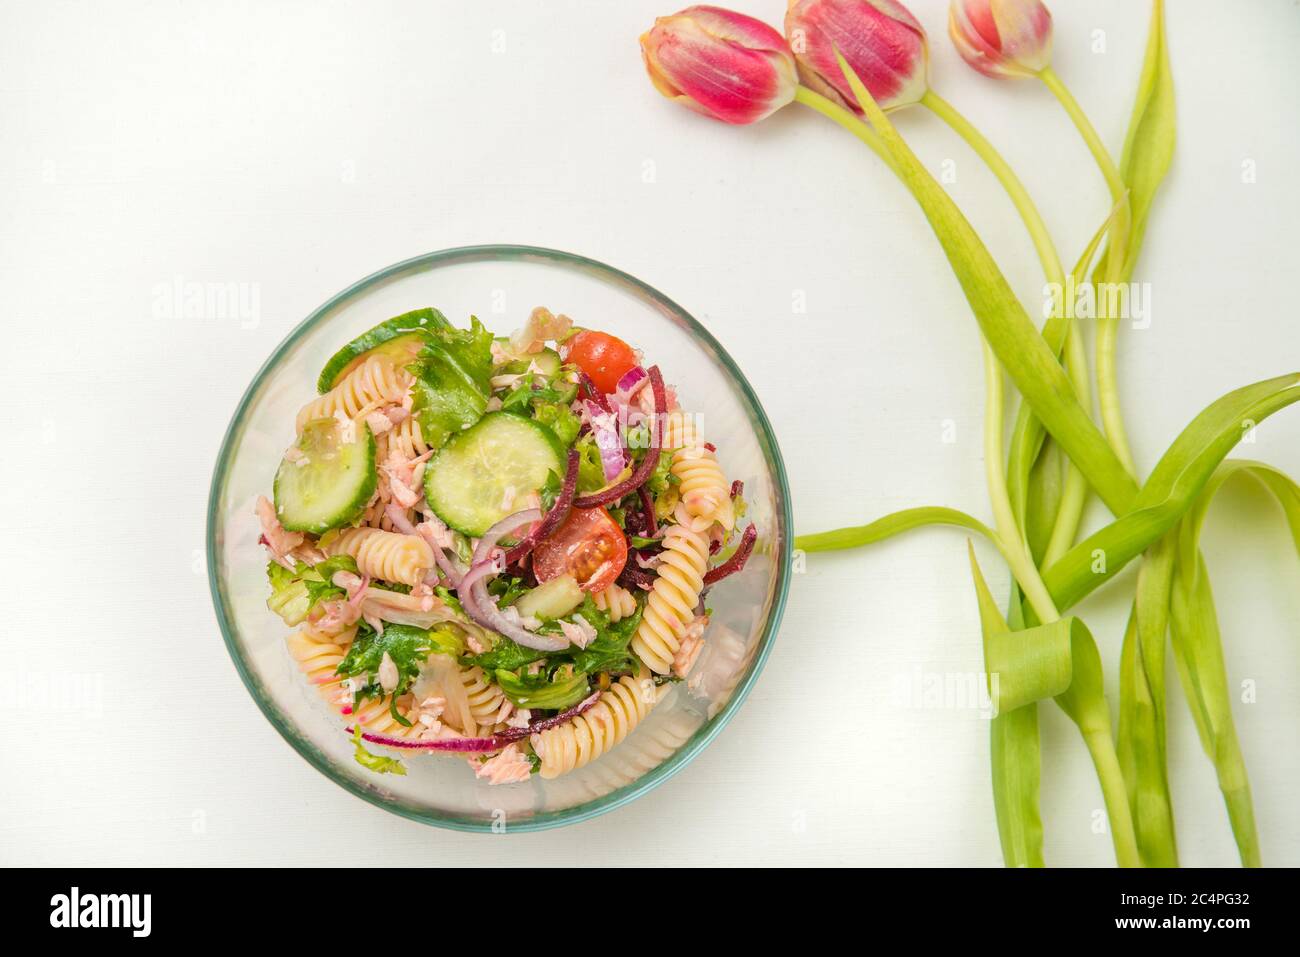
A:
[2,0,1298,867]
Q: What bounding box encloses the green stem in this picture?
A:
[1084,728,1144,868]
[923,88,1091,562]
[1042,326,1092,566]
[1039,66,1137,479]
[793,86,897,174]
[983,343,1059,624]
[921,90,1065,290]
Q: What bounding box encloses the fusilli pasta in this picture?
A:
[296,353,412,432]
[460,665,513,732]
[327,526,434,587]
[592,583,637,623]
[661,412,734,531]
[630,506,709,674]
[385,415,430,460]
[531,673,659,779]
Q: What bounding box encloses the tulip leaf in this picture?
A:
[1117,535,1179,867]
[794,506,996,553]
[1164,459,1300,868]
[1039,373,1300,613]
[1098,0,1175,281]
[831,50,1140,517]
[1169,553,1260,867]
[967,544,1043,868]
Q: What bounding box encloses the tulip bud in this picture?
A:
[948,0,1052,79]
[640,6,798,125]
[784,0,928,113]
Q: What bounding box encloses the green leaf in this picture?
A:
[1099,0,1176,282]
[335,624,462,705]
[1023,437,1065,566]
[410,316,494,449]
[1116,535,1180,867]
[832,51,1139,517]
[1159,459,1300,868]
[494,668,590,711]
[795,506,996,553]
[1168,553,1260,867]
[1007,197,1127,533]
[970,545,1140,866]
[1040,374,1300,613]
[467,596,644,678]
[967,544,1044,868]
[351,724,406,776]
[569,605,643,676]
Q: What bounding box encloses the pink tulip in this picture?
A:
[948,0,1052,79]
[784,0,929,113]
[640,6,798,125]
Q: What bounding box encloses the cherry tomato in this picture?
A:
[532,506,628,592]
[564,330,638,395]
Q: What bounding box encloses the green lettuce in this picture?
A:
[410,316,494,449]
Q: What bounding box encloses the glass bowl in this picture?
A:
[207,245,792,832]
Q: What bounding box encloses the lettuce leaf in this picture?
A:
[410,316,494,449]
[335,623,463,707]
[494,668,590,710]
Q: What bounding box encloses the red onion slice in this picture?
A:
[702,524,757,587]
[586,401,626,482]
[573,365,665,509]
[614,365,648,404]
[473,508,543,566]
[459,557,570,652]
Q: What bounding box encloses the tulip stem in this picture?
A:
[792,86,898,174]
[922,88,1092,561]
[920,90,1064,290]
[982,341,1059,625]
[1039,66,1137,480]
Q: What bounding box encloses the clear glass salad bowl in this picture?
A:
[207,245,792,831]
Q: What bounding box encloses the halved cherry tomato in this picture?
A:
[532,506,628,592]
[564,330,638,395]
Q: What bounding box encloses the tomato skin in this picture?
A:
[532,506,628,592]
[565,331,638,395]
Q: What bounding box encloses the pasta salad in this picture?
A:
[257,306,757,784]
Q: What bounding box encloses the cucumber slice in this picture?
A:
[274,417,377,533]
[500,347,563,377]
[316,308,450,393]
[514,574,583,621]
[424,412,565,537]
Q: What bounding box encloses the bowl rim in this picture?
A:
[206,243,793,833]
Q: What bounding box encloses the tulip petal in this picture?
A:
[786,0,928,113]
[641,7,796,125]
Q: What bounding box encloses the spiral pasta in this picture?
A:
[630,507,709,675]
[531,673,659,779]
[286,624,356,696]
[592,583,637,623]
[385,415,430,460]
[460,665,512,732]
[296,354,412,432]
[327,526,434,587]
[661,412,734,532]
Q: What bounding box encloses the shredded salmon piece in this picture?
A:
[256,495,304,567]
[471,744,533,785]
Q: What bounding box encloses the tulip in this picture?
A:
[948,0,1053,79]
[640,6,798,125]
[784,0,929,114]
